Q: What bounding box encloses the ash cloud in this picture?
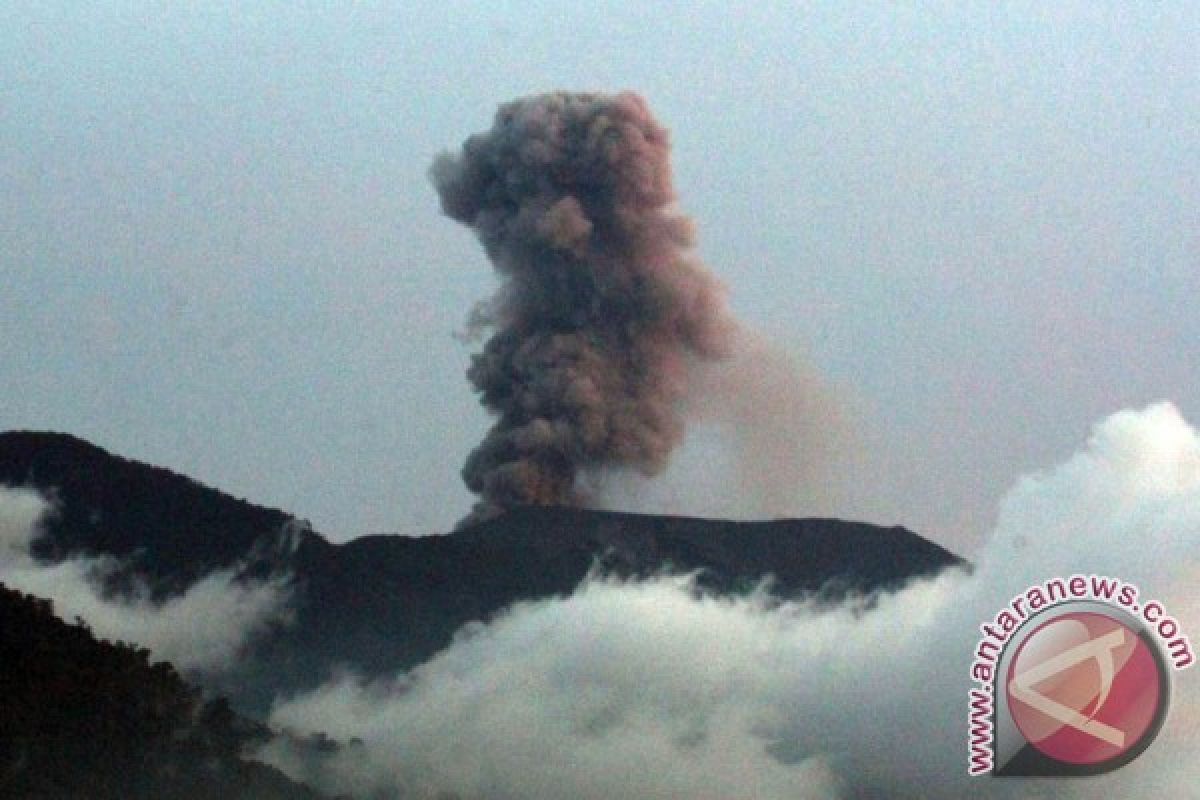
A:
[0,486,292,674]
[432,92,739,524]
[263,403,1198,798]
[584,329,861,523]
[675,328,856,519]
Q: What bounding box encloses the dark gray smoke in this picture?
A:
[432,92,736,523]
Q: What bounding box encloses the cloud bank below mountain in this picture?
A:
[263,402,1198,799]
[0,487,292,674]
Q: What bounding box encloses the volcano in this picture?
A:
[0,431,964,712]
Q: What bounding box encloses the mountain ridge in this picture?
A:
[0,581,337,799]
[0,430,966,713]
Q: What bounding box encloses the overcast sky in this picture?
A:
[2,2,1197,552]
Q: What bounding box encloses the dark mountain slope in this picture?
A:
[0,431,965,712]
[0,431,304,591]
[0,582,335,800]
[282,505,959,676]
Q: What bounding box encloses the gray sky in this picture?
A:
[3,2,1197,552]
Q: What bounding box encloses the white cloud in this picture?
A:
[263,402,1199,799]
[0,486,292,674]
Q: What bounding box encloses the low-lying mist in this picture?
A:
[259,403,1198,799]
[3,404,1194,798]
[0,488,292,674]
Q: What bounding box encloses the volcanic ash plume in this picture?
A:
[432,92,736,523]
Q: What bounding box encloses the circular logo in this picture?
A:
[1005,610,1167,768]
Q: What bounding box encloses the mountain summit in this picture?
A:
[0,431,964,711]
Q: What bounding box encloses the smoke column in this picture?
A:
[432,92,737,524]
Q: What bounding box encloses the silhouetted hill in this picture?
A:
[0,431,965,713]
[0,582,335,800]
[279,505,960,686]
[0,431,304,594]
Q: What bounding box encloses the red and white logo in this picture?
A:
[1005,610,1164,768]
